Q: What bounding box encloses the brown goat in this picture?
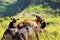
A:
[17,15,46,29]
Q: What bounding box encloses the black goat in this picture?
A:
[8,18,19,28]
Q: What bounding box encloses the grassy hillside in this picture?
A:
[0,4,60,40]
[0,0,60,40]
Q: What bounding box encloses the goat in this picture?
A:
[8,18,19,28]
[17,15,47,29]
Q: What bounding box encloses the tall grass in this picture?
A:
[0,4,60,40]
[0,16,60,40]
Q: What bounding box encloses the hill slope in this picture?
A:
[0,0,60,40]
[0,0,60,17]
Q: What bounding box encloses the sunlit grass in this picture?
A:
[0,16,60,40]
[0,4,60,40]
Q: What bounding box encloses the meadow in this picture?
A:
[0,0,60,40]
[0,16,60,40]
[0,5,60,40]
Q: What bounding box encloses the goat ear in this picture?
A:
[17,18,19,20]
[10,18,13,20]
[36,15,38,17]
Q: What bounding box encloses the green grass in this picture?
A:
[2,0,17,4]
[0,17,60,40]
[0,6,6,12]
[0,4,60,40]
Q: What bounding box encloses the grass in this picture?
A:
[2,0,17,4]
[0,6,6,12]
[0,4,60,40]
[0,17,60,40]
